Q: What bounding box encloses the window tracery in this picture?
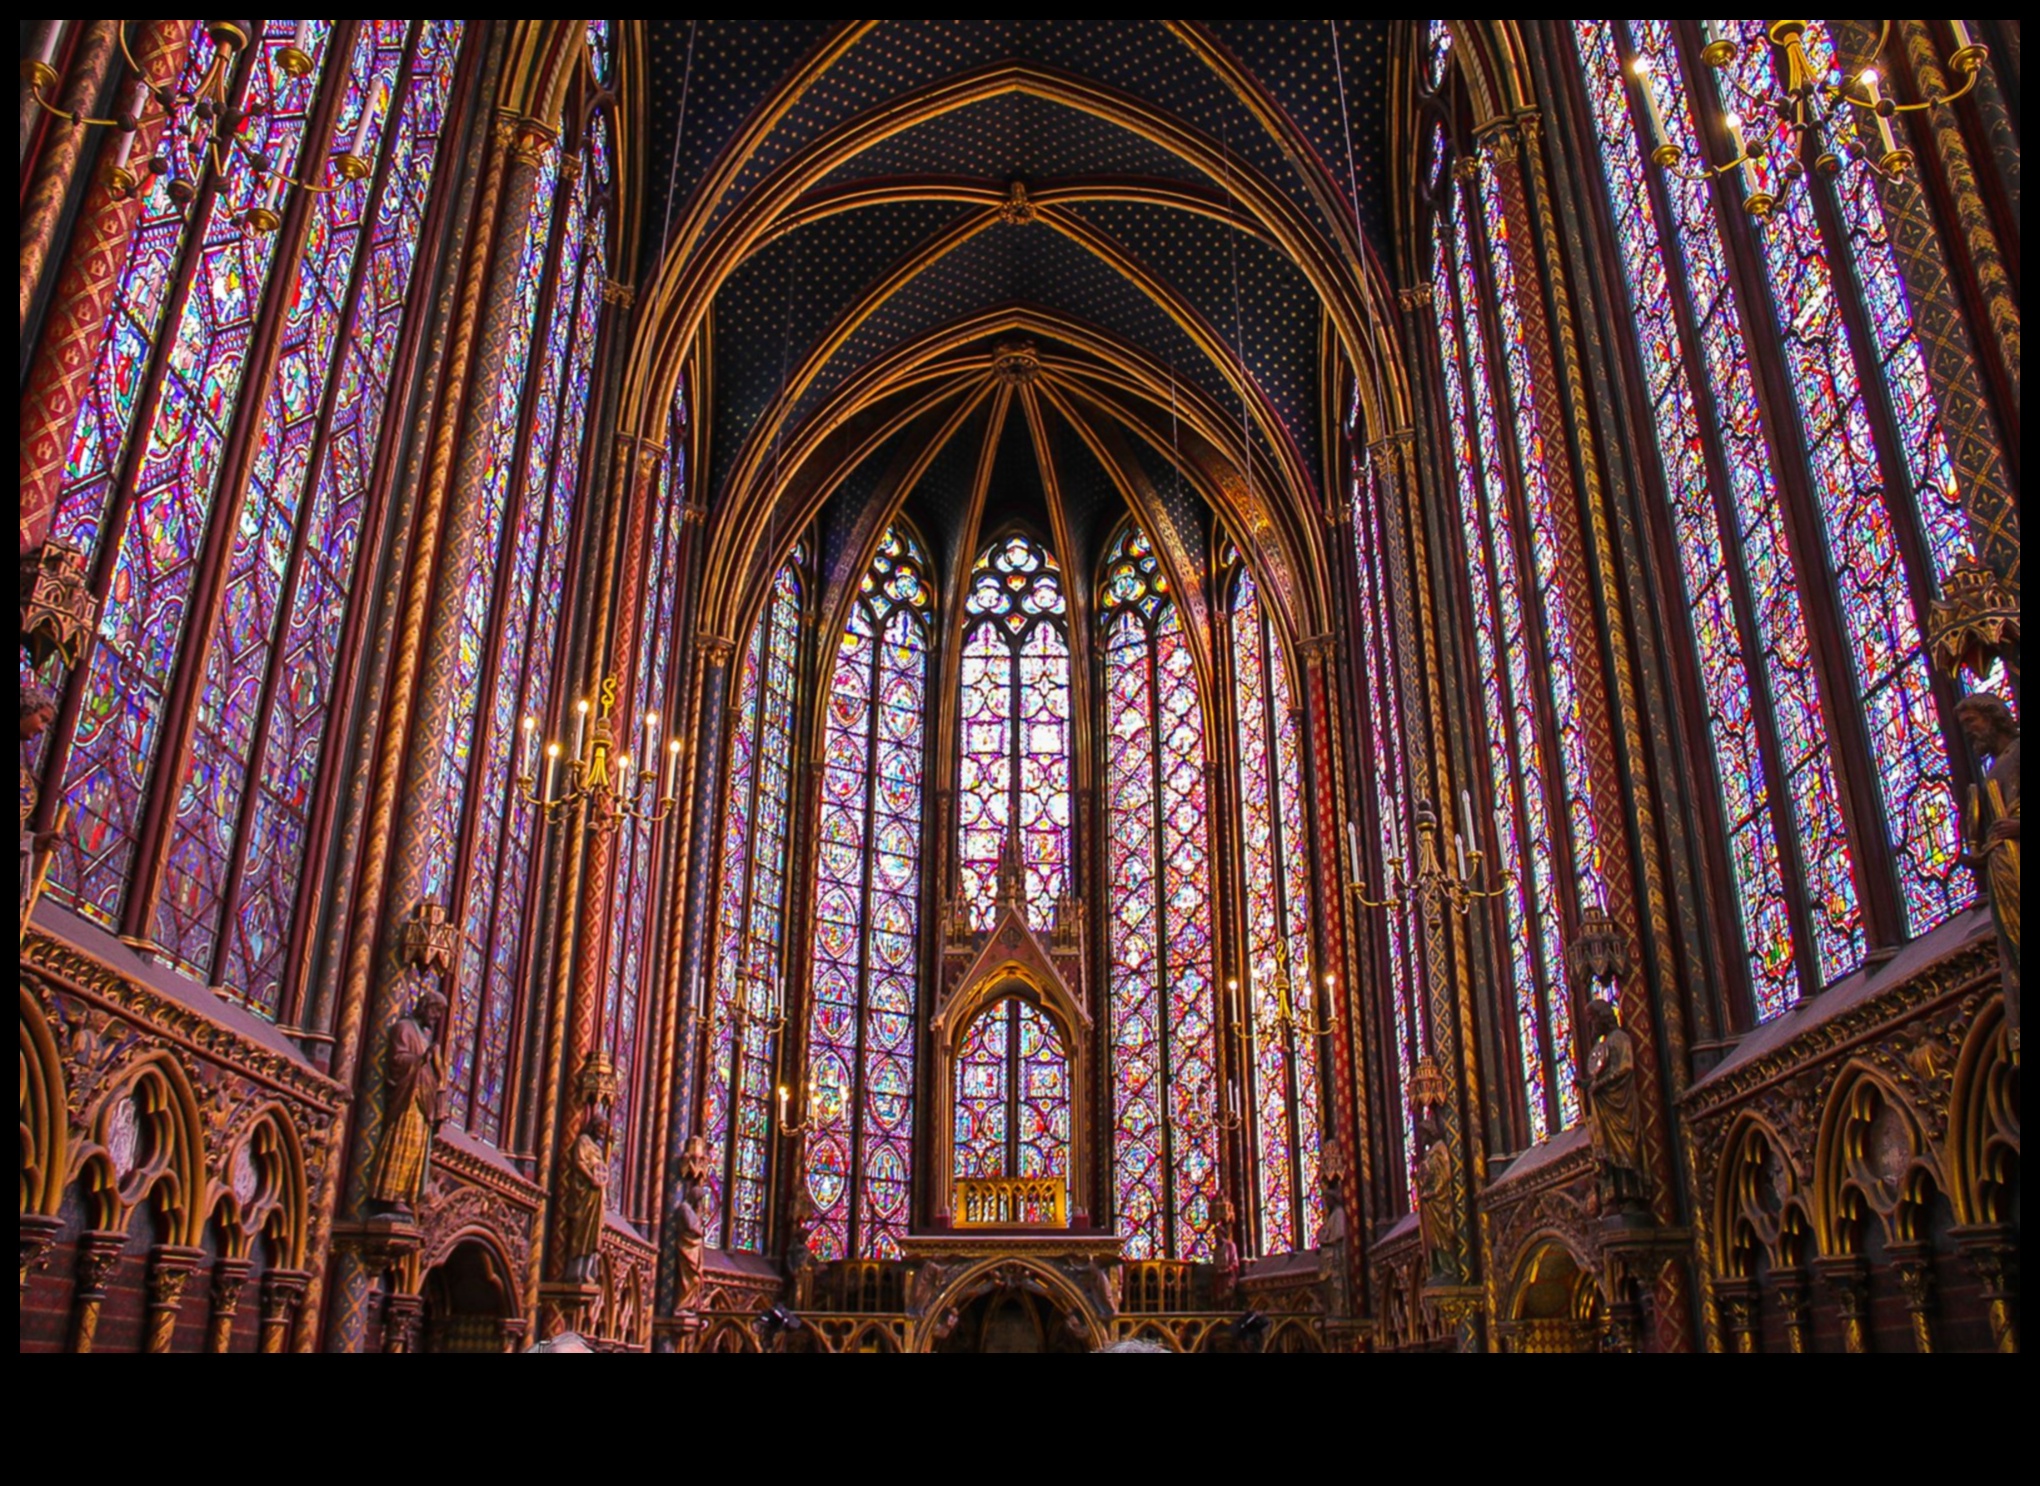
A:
[37,21,467,1021]
[803,526,932,1261]
[1228,555,1324,1253]
[703,552,805,1253]
[1101,525,1220,1261]
[1572,20,1982,1023]
[957,533,1072,930]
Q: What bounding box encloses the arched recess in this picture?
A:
[1504,1233,1606,1353]
[70,1053,205,1246]
[1945,999,2019,1228]
[19,989,66,1220]
[909,1254,1107,1353]
[1712,1114,1811,1279]
[928,959,1093,1230]
[1813,1066,1944,1257]
[208,1107,310,1270]
[418,1234,520,1353]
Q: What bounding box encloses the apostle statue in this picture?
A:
[20,678,59,940]
[784,1178,820,1310]
[1958,694,2020,1057]
[673,1135,711,1310]
[1415,1103,1453,1280]
[1212,1198,1241,1306]
[367,988,449,1215]
[1582,996,1648,1214]
[558,1110,611,1283]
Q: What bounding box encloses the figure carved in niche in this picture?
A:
[558,1109,610,1283]
[1415,1103,1453,1281]
[1958,695,2020,1055]
[1582,996,1648,1214]
[784,1179,820,1311]
[367,989,449,1216]
[909,1259,948,1316]
[673,1135,711,1309]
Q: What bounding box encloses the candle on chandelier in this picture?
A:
[1859,70,1902,160]
[292,20,311,54]
[521,713,537,780]
[31,23,61,68]
[1632,58,1673,162]
[349,90,376,160]
[573,696,589,761]
[1346,818,1362,882]
[543,741,562,803]
[1229,976,1243,1025]
[1950,20,1976,51]
[663,737,682,802]
[643,710,659,775]
[777,1084,789,1125]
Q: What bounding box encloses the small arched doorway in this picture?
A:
[1504,1241,1606,1353]
[420,1239,513,1353]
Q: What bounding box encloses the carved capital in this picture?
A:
[19,1212,62,1294]
[1715,1276,1760,1354]
[1396,285,1433,313]
[398,899,458,980]
[72,1229,126,1299]
[145,1243,204,1352]
[258,1268,310,1352]
[1927,554,2020,683]
[601,276,637,308]
[381,1290,424,1353]
[1815,1255,1871,1354]
[1298,632,1338,665]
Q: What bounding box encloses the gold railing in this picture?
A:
[954,1175,1067,1228]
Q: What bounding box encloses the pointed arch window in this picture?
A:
[955,997,1071,1184]
[1227,555,1324,1254]
[957,533,1071,930]
[1571,21,1979,1023]
[603,380,689,1210]
[422,27,616,1144]
[802,526,932,1261]
[1423,104,1595,1142]
[36,22,467,1023]
[1100,526,1220,1261]
[703,553,805,1253]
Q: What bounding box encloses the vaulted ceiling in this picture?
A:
[630,20,1397,646]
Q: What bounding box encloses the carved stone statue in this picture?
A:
[20,677,58,937]
[366,989,449,1215]
[1958,695,2020,1054]
[1415,1104,1453,1280]
[784,1179,821,1311]
[1212,1198,1240,1306]
[673,1135,711,1310]
[558,1110,611,1283]
[909,1258,949,1316]
[1582,996,1648,1214]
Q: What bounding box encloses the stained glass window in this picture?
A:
[703,554,805,1253]
[1100,526,1220,1261]
[432,66,615,1147]
[1228,559,1324,1254]
[803,526,932,1261]
[957,533,1071,929]
[1572,21,1977,1020]
[1347,439,1424,1204]
[954,997,1070,1181]
[1428,120,1585,1140]
[36,22,467,1018]
[604,384,688,1201]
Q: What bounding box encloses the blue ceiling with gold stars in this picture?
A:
[643,18,1392,589]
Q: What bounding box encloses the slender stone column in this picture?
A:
[144,1244,204,1353]
[206,1257,253,1353]
[19,20,120,338]
[67,1230,126,1353]
[258,1269,310,1354]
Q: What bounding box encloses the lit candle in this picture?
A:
[777,1084,789,1125]
[521,713,537,779]
[1951,20,1975,51]
[543,741,561,803]
[573,696,589,761]
[1228,977,1242,1025]
[664,737,682,802]
[349,88,376,159]
[1347,818,1363,882]
[1225,1083,1238,1119]
[616,754,630,786]
[1860,69,1902,159]
[643,710,658,774]
[1632,57,1673,161]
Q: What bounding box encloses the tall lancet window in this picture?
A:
[956,533,1071,929]
[422,25,616,1146]
[1101,526,1220,1260]
[804,526,932,1261]
[1424,110,1592,1141]
[1228,554,1324,1254]
[603,379,688,1206]
[703,552,805,1253]
[1347,422,1424,1204]
[1572,21,1980,1023]
[36,22,466,1023]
